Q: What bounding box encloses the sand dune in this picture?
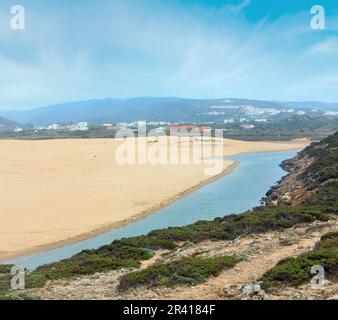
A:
[0,138,309,261]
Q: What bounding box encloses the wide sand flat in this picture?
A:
[0,138,309,260]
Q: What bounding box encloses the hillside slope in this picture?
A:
[0,97,285,125]
[1,97,337,126]
[265,132,338,206]
[0,116,19,132]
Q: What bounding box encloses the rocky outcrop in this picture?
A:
[264,154,315,205]
[265,132,338,206]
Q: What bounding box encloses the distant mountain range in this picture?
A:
[273,101,338,111]
[1,97,337,126]
[0,116,19,131]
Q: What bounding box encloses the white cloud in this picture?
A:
[283,73,338,100]
[303,37,338,57]
[231,0,252,14]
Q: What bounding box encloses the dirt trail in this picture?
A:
[33,216,337,300]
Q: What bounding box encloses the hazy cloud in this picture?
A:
[303,37,338,57]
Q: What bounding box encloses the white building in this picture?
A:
[325,111,338,117]
[241,124,255,129]
[70,122,89,131]
[79,122,89,131]
[224,118,235,124]
[48,124,61,130]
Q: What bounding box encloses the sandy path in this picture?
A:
[0,138,309,261]
[151,218,338,300]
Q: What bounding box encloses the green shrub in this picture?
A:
[25,272,48,289]
[0,265,13,274]
[0,269,11,294]
[148,206,329,243]
[118,236,178,250]
[96,243,155,260]
[261,232,338,289]
[0,266,42,299]
[0,277,11,293]
[36,253,141,280]
[321,231,338,241]
[118,256,242,291]
[0,292,38,301]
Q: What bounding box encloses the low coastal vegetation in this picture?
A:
[261,232,338,289]
[258,132,338,290]
[26,205,330,283]
[0,265,42,300]
[0,132,336,299]
[297,133,338,191]
[0,203,329,299]
[147,206,328,243]
[0,202,328,299]
[118,256,242,291]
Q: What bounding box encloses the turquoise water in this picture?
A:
[7,151,297,270]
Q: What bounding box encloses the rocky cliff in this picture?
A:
[265,132,338,206]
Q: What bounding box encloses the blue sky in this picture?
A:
[0,0,338,110]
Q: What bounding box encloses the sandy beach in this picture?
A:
[0,137,309,261]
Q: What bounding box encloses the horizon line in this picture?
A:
[2,96,338,113]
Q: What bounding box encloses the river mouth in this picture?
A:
[6,151,297,270]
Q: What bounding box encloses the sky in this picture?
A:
[0,0,338,110]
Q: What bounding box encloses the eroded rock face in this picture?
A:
[264,137,337,206]
[264,153,315,205]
